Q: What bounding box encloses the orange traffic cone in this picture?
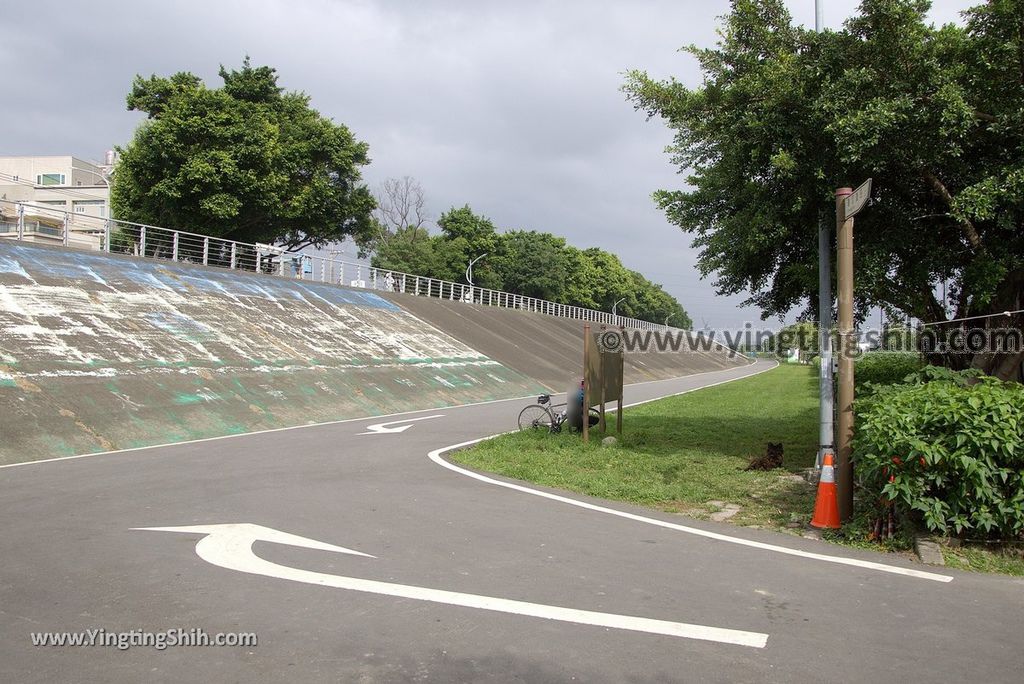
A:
[810,452,841,529]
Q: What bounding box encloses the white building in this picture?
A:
[0,155,113,249]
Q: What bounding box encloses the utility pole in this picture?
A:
[816,0,835,472]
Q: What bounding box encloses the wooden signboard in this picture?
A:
[582,324,625,442]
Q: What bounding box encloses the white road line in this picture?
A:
[0,393,540,470]
[139,523,768,648]
[428,364,955,584]
[0,363,757,470]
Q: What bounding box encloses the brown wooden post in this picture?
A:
[835,187,855,523]
[617,326,624,435]
[583,324,591,444]
[598,326,607,433]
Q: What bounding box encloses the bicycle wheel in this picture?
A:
[518,404,555,432]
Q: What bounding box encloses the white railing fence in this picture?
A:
[0,198,673,332]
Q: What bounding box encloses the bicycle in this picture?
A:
[518,394,601,433]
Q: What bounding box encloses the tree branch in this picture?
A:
[920,168,983,251]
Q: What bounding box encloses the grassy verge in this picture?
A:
[452,365,820,531]
[941,544,1024,576]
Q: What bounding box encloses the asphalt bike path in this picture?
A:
[1,360,1021,683]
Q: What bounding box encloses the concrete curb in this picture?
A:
[914,535,946,566]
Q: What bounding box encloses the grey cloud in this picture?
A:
[3,0,976,330]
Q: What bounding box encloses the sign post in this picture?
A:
[835,178,871,523]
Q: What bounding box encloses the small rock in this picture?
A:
[914,536,946,566]
[710,504,741,522]
[601,436,618,447]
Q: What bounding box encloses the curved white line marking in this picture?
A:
[139,524,768,648]
[428,365,954,584]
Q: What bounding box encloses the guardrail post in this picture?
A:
[202,237,209,265]
[278,254,285,276]
[172,231,179,261]
[320,258,325,283]
[104,219,112,252]
[401,274,406,293]
[16,203,24,240]
[139,225,146,257]
[230,242,237,269]
[62,212,70,247]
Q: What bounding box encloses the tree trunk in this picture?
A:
[971,349,1024,382]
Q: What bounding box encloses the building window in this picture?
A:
[73,200,107,218]
[36,173,66,186]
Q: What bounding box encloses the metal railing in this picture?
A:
[0,198,673,332]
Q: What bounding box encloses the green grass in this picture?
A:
[942,544,1024,576]
[453,364,1024,576]
[453,365,820,531]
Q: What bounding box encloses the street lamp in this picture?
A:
[73,166,110,187]
[611,297,626,317]
[465,253,487,286]
[665,314,674,328]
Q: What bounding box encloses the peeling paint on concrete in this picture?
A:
[0,242,545,463]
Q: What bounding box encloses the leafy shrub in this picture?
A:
[854,352,925,389]
[855,377,1024,538]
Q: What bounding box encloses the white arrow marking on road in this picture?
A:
[137,523,768,648]
[357,415,445,435]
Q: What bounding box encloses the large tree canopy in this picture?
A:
[624,0,1023,376]
[370,203,692,328]
[111,58,375,250]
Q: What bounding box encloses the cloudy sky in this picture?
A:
[3,0,975,329]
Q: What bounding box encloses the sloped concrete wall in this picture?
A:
[0,242,544,463]
[379,294,749,392]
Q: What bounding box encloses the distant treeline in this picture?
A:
[365,205,691,328]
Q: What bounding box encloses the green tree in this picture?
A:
[112,58,375,251]
[370,226,442,276]
[436,206,502,287]
[624,0,1024,377]
[368,204,694,328]
[493,231,568,300]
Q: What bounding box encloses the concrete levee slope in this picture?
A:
[380,293,749,392]
[0,242,544,463]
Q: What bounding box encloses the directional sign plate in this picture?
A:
[844,178,872,220]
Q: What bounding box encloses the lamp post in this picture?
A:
[73,167,110,187]
[612,297,626,319]
[665,314,674,328]
[465,253,487,286]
